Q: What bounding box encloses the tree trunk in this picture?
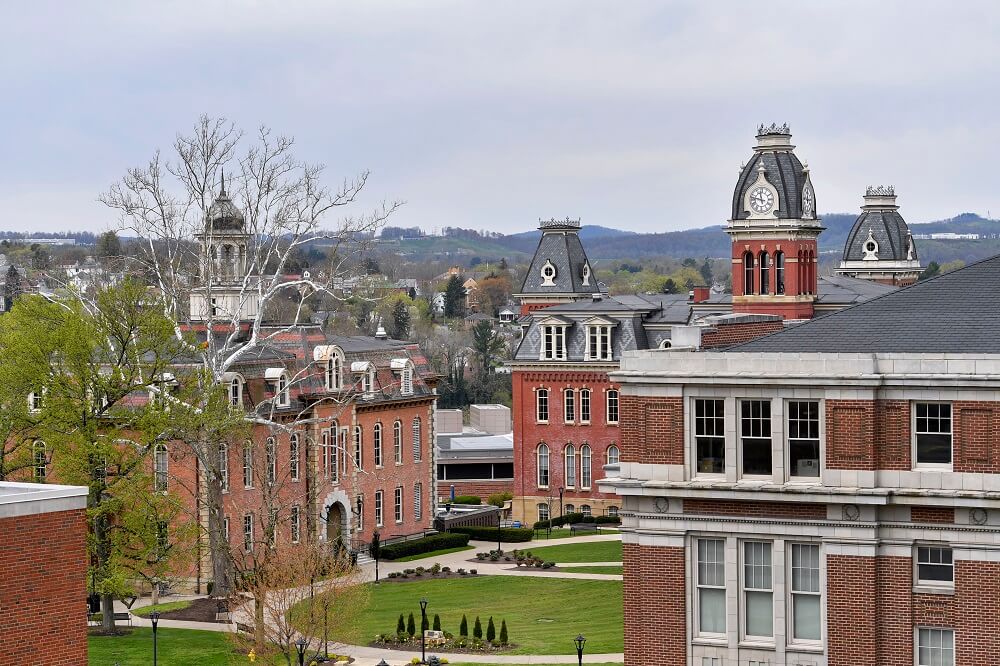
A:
[151,580,160,606]
[254,590,266,653]
[205,470,233,597]
[101,593,116,633]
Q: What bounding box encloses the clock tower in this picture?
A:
[726,124,823,320]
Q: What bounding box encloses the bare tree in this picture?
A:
[101,115,401,597]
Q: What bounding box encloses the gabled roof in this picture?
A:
[733,254,1000,354]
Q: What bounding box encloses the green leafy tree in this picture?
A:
[460,614,469,637]
[486,616,496,642]
[390,298,411,340]
[919,261,941,281]
[444,275,466,318]
[473,616,483,639]
[95,230,123,263]
[407,612,416,637]
[433,614,441,631]
[499,619,508,645]
[397,613,406,635]
[662,278,678,294]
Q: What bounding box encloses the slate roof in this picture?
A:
[814,274,896,305]
[733,254,1000,354]
[842,207,917,262]
[731,149,811,221]
[518,225,601,295]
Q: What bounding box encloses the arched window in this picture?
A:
[373,423,383,467]
[219,442,229,492]
[774,251,785,295]
[580,389,591,423]
[580,504,592,517]
[564,444,576,488]
[277,372,290,407]
[326,355,343,391]
[607,445,620,466]
[797,250,805,294]
[33,440,46,481]
[412,417,422,461]
[414,482,423,520]
[807,250,815,294]
[289,433,300,482]
[564,388,575,423]
[606,390,619,424]
[581,444,592,489]
[394,420,403,464]
[536,388,549,422]
[537,443,550,488]
[401,366,414,395]
[265,437,276,485]
[330,422,340,481]
[759,251,770,295]
[743,251,755,295]
[154,443,169,492]
[229,377,243,407]
[353,425,363,470]
[321,428,330,479]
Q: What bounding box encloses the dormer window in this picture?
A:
[229,376,243,408]
[265,368,290,407]
[541,325,567,360]
[540,259,557,286]
[353,361,377,396]
[326,355,343,391]
[581,263,591,286]
[391,358,415,396]
[587,325,612,361]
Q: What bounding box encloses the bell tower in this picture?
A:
[726,124,824,320]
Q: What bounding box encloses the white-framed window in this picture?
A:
[374,490,384,527]
[243,441,254,489]
[154,443,169,492]
[580,504,591,517]
[394,486,403,523]
[580,444,592,489]
[537,503,549,522]
[362,366,376,395]
[606,389,619,424]
[540,259,557,285]
[564,444,576,488]
[740,399,772,476]
[580,389,591,423]
[229,377,243,407]
[696,538,726,636]
[536,388,549,423]
[787,400,820,478]
[743,541,774,639]
[276,372,290,407]
[917,627,954,666]
[914,402,952,467]
[565,503,576,514]
[401,366,414,395]
[289,433,300,482]
[28,390,43,413]
[587,325,612,361]
[564,388,575,423]
[219,442,229,492]
[322,428,331,479]
[373,423,383,468]
[394,420,403,464]
[606,444,620,466]
[326,354,343,391]
[290,505,301,544]
[915,545,954,588]
[695,398,725,475]
[353,425,363,470]
[607,506,619,517]
[243,513,254,553]
[33,440,46,481]
[265,436,276,485]
[412,417,422,461]
[541,325,567,361]
[223,516,230,544]
[414,482,423,520]
[537,443,550,488]
[789,543,821,642]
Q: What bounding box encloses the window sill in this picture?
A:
[786,642,824,653]
[913,584,955,596]
[691,636,728,647]
[738,640,776,650]
[913,464,953,472]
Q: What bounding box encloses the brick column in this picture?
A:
[827,554,877,666]
[623,543,686,666]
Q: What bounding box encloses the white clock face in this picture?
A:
[749,186,775,214]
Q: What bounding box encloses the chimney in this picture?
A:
[691,286,710,304]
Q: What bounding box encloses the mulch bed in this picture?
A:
[369,640,515,654]
[380,571,481,584]
[149,596,238,623]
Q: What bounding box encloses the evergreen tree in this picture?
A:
[662,277,677,294]
[433,614,441,631]
[919,261,941,281]
[699,259,713,285]
[499,619,508,645]
[473,616,483,639]
[407,612,416,637]
[3,264,21,311]
[444,275,466,318]
[95,230,123,262]
[459,614,469,637]
[486,616,496,642]
[397,614,406,635]
[390,298,411,339]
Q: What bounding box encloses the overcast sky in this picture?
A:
[3,1,1000,235]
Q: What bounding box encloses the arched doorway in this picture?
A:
[325,502,345,547]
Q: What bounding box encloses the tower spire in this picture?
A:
[220,167,226,196]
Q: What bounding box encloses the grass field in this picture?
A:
[520,541,622,563]
[293,575,623,655]
[528,528,620,540]
[449,663,622,666]
[131,600,192,617]
[559,565,623,575]
[391,545,474,562]
[89,627,241,665]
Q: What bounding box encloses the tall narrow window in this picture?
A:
[743,541,773,638]
[581,444,592,489]
[790,543,821,641]
[788,401,820,477]
[33,440,46,481]
[287,506,299,544]
[394,420,403,464]
[542,325,567,360]
[695,399,725,474]
[412,417,422,461]
[373,423,383,467]
[28,390,43,412]
[759,251,770,295]
[243,441,254,489]
[414,482,423,520]
[536,389,549,422]
[564,445,576,488]
[587,325,612,360]
[741,399,772,476]
[277,373,290,407]
[606,390,619,424]
[915,402,952,466]
[154,444,169,492]
[606,444,620,466]
[243,514,254,553]
[326,355,342,390]
[743,251,755,295]
[356,495,364,531]
[265,437,276,485]
[774,251,785,294]
[230,377,242,407]
[333,427,343,481]
[401,367,414,395]
[394,486,403,523]
[537,443,550,488]
[219,442,229,492]
[353,426,363,470]
[322,429,330,479]
[223,516,230,544]
[374,490,384,527]
[289,434,300,482]
[564,389,575,423]
[537,503,549,522]
[697,538,726,635]
[579,389,591,423]
[917,628,954,666]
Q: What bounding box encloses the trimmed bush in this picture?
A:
[397,614,405,635]
[532,512,586,530]
[487,491,513,507]
[473,616,483,640]
[459,614,468,637]
[486,616,496,642]
[407,612,416,637]
[499,619,508,645]
[433,614,441,631]
[453,495,482,505]
[380,532,471,560]
[450,526,532,542]
[594,515,621,525]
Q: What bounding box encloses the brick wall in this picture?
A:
[875,555,912,666]
[0,508,87,664]
[826,400,876,470]
[682,498,826,519]
[875,399,910,470]
[699,320,785,348]
[620,395,683,464]
[436,480,512,502]
[623,543,685,666]
[910,506,954,523]
[954,401,1000,473]
[828,554,878,666]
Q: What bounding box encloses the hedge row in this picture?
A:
[532,512,621,530]
[450,526,533,542]
[379,532,471,560]
[452,495,482,505]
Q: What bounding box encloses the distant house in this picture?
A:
[498,307,516,323]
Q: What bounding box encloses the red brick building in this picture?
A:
[0,481,88,664]
[602,257,1000,665]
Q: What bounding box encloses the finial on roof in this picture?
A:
[756,122,791,136]
[220,167,227,197]
[865,185,895,197]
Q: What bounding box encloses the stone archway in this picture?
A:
[321,489,352,551]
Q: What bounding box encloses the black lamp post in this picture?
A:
[559,487,565,518]
[496,509,502,554]
[150,611,160,666]
[377,660,389,666]
[419,597,429,664]
[574,634,586,666]
[295,636,307,666]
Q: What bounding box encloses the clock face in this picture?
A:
[749,186,775,214]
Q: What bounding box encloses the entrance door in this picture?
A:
[325,503,344,547]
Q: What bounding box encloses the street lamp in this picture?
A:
[419,597,429,664]
[574,634,587,666]
[496,509,502,554]
[150,611,160,666]
[559,487,565,518]
[377,660,390,666]
[295,637,308,666]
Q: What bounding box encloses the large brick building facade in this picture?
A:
[602,257,1000,665]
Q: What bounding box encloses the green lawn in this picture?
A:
[560,565,623,575]
[89,627,242,665]
[131,599,192,617]
[530,528,619,540]
[450,663,622,666]
[519,541,622,563]
[390,545,475,562]
[293,575,623,655]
